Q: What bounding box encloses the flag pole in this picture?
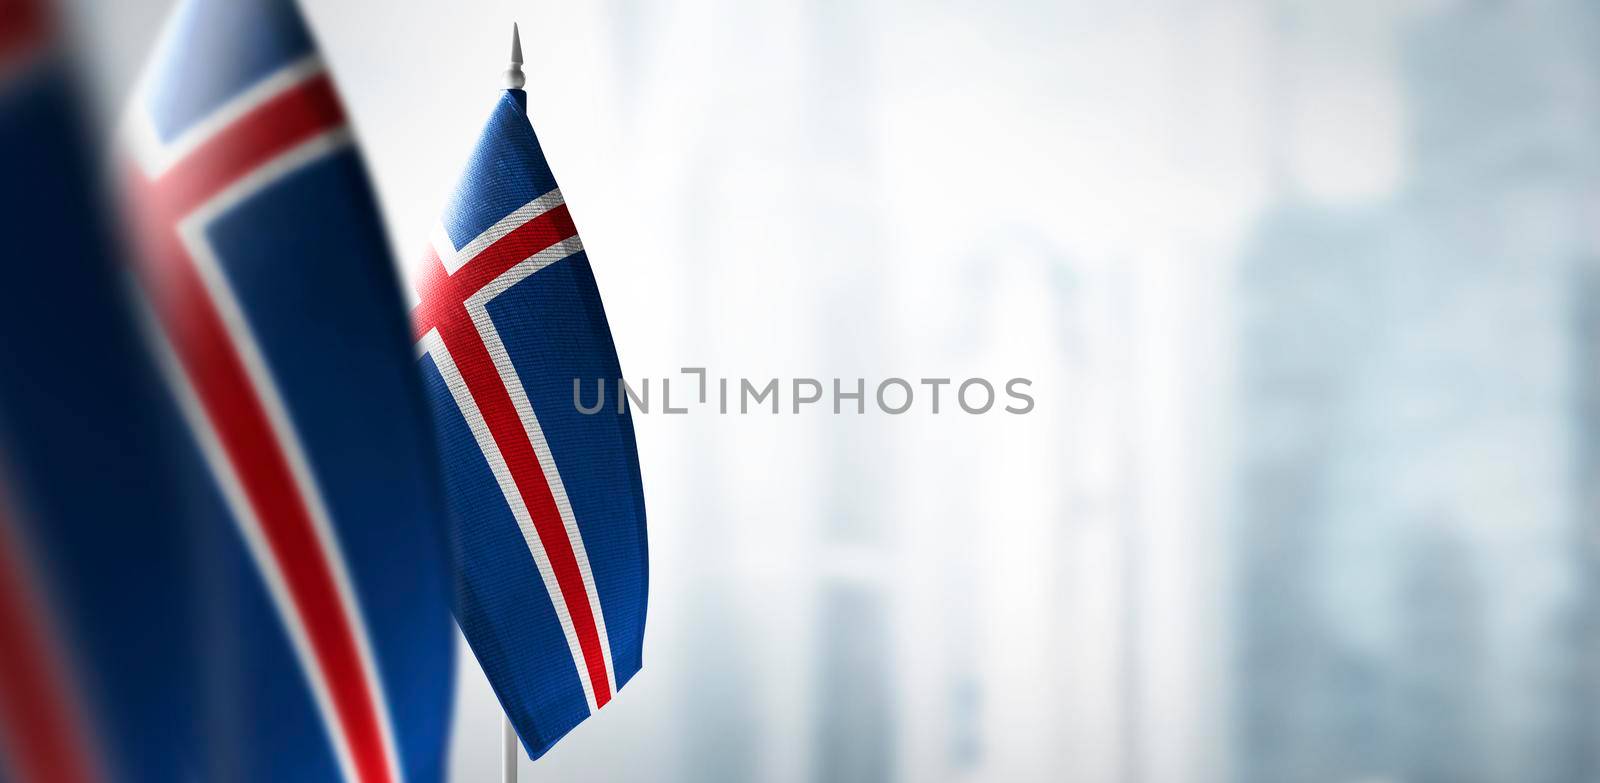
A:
[498,28,526,783]
[501,713,519,783]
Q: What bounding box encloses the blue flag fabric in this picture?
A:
[0,7,208,779]
[409,88,649,760]
[118,0,456,780]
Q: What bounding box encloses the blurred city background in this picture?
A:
[49,0,1600,780]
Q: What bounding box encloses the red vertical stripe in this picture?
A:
[128,73,392,783]
[413,219,613,707]
[0,0,50,71]
[0,496,98,783]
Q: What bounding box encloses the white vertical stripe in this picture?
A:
[428,223,460,275]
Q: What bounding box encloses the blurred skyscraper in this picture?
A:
[806,0,896,780]
[941,230,1087,782]
[1233,1,1600,781]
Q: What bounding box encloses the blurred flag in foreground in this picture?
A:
[409,27,649,760]
[120,0,455,780]
[0,2,208,780]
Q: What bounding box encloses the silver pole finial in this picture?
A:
[504,23,525,90]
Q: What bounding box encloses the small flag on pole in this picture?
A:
[409,23,650,762]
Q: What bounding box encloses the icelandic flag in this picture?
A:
[0,3,207,780]
[409,43,649,760]
[118,0,457,780]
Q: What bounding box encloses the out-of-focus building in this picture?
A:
[1234,199,1395,783]
[804,2,897,782]
[1232,0,1600,781]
